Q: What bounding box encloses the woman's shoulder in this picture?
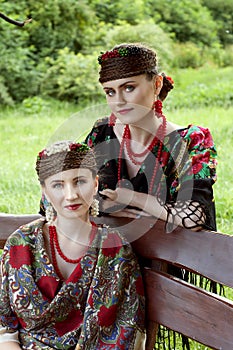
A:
[178,124,215,150]
[7,218,45,244]
[19,217,45,232]
[167,121,212,136]
[85,116,115,145]
[166,122,215,149]
[90,116,110,130]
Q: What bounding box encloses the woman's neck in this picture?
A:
[54,217,92,246]
[115,114,162,147]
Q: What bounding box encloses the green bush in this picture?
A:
[0,76,14,106]
[22,96,51,114]
[202,0,233,46]
[0,0,232,105]
[40,48,104,105]
[148,0,218,46]
[209,45,233,67]
[173,42,204,69]
[102,22,174,70]
[0,15,40,102]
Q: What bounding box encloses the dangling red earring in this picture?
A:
[108,113,117,127]
[153,99,163,116]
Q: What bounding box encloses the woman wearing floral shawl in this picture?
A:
[0,140,145,349]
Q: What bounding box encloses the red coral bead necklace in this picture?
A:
[117,100,167,194]
[49,223,97,280]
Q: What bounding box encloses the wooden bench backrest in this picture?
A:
[1,214,233,350]
[131,219,233,350]
[97,217,233,350]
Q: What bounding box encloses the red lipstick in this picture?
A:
[65,204,81,211]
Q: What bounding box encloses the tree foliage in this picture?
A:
[0,0,232,105]
[147,0,218,46]
[40,48,102,104]
[202,0,233,45]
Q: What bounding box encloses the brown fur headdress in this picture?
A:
[36,141,97,183]
[98,43,158,83]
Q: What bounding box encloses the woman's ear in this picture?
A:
[42,186,51,204]
[154,75,163,96]
[94,175,99,195]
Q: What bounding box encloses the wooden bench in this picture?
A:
[1,213,233,350]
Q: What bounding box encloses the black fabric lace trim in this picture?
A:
[164,200,208,233]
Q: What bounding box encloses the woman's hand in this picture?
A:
[99,188,134,206]
[99,188,151,218]
[99,188,167,221]
[109,208,151,219]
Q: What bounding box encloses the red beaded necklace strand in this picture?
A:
[117,101,167,194]
[49,224,97,280]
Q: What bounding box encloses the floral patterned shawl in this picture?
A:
[0,219,145,349]
[85,119,217,231]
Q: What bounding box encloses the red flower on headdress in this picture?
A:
[69,143,80,151]
[69,142,90,152]
[38,150,46,159]
[166,76,174,85]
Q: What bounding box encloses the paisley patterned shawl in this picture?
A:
[0,219,145,349]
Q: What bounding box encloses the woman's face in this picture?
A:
[102,74,157,125]
[43,168,98,222]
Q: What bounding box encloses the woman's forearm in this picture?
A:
[132,192,206,229]
[131,191,167,220]
[100,188,206,229]
[100,188,167,220]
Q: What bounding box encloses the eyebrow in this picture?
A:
[50,179,63,184]
[50,176,86,184]
[103,80,136,90]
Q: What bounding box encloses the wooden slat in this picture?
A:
[145,268,233,350]
[130,218,233,289]
[95,216,233,289]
